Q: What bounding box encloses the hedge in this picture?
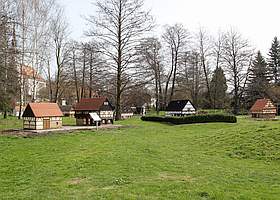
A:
[141,114,237,124]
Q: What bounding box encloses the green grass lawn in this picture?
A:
[0,116,23,131]
[0,116,76,130]
[0,117,280,199]
[62,116,76,126]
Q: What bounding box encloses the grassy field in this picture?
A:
[0,116,23,131]
[0,116,76,130]
[0,117,280,199]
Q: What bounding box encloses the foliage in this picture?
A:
[246,51,270,107]
[210,67,228,109]
[268,37,280,84]
[141,114,237,124]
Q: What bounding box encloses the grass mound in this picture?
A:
[198,121,280,161]
[228,126,280,161]
[141,114,237,124]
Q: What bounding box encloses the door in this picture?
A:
[43,119,50,129]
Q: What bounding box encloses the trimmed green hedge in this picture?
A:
[141,114,237,124]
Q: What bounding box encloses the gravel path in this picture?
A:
[0,124,123,137]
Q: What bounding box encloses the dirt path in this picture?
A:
[0,125,123,137]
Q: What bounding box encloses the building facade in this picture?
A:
[250,98,277,118]
[166,100,196,117]
[21,65,46,102]
[22,103,63,130]
[74,97,114,126]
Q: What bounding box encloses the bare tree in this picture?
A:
[222,29,253,114]
[138,37,163,114]
[162,24,189,105]
[16,0,28,118]
[177,51,202,107]
[68,41,80,102]
[212,32,225,108]
[29,0,55,102]
[80,43,87,99]
[196,27,212,106]
[16,0,56,116]
[0,0,19,118]
[86,0,154,120]
[50,6,69,103]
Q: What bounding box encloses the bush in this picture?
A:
[141,114,237,124]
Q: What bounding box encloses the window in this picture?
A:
[104,102,109,106]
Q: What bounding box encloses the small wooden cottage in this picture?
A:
[22,103,63,130]
[250,98,277,118]
[166,100,196,116]
[74,97,114,125]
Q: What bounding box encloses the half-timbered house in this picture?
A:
[166,100,196,116]
[250,98,277,118]
[74,97,114,125]
[22,103,63,130]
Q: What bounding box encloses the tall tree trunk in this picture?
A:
[233,60,239,115]
[54,47,61,103]
[115,2,122,121]
[89,51,93,98]
[170,50,178,101]
[18,1,26,119]
[201,57,211,106]
[72,50,79,102]
[32,69,36,102]
[116,71,122,120]
[164,49,174,108]
[47,60,53,102]
[81,48,86,99]
[194,57,199,107]
[158,79,163,109]
[155,69,159,115]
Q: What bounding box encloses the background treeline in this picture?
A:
[0,0,280,119]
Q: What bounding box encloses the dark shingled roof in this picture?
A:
[74,97,113,111]
[166,100,195,111]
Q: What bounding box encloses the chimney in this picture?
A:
[62,100,67,106]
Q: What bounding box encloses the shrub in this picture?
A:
[141,114,237,124]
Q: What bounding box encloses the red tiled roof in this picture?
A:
[74,97,108,111]
[22,65,45,82]
[250,99,276,112]
[22,103,63,117]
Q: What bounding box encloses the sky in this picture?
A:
[59,0,280,54]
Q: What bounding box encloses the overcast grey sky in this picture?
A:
[59,0,280,54]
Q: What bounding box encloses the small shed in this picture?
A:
[121,107,134,119]
[166,99,196,116]
[22,103,63,130]
[250,98,277,118]
[74,97,114,126]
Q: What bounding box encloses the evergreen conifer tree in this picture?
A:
[268,37,280,84]
[246,51,270,106]
[210,67,227,109]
